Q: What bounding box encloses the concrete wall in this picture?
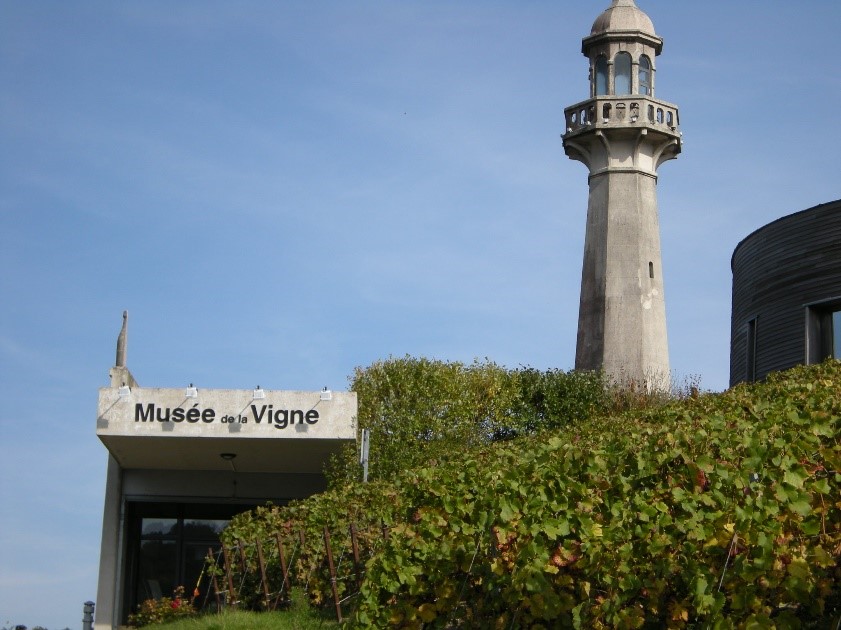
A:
[94,456,123,630]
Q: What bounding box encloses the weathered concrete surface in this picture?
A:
[575,166,670,387]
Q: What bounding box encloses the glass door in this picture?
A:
[124,502,256,622]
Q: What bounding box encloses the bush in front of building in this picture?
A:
[127,586,197,628]
[326,356,611,485]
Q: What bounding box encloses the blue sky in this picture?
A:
[1,1,839,627]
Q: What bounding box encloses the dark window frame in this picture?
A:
[746,317,758,382]
[122,501,260,623]
[638,55,652,95]
[614,52,632,95]
[594,55,609,96]
[805,296,841,364]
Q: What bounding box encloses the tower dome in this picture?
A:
[591,0,657,37]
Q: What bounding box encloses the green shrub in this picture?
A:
[326,357,611,485]
[512,366,609,434]
[127,586,197,628]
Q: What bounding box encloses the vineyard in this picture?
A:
[218,360,841,628]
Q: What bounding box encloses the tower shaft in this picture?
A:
[576,158,668,385]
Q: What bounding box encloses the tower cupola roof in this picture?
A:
[583,0,662,56]
[590,0,657,37]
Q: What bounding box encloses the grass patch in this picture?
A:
[142,610,337,630]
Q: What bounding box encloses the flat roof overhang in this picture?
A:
[97,434,349,474]
[97,386,357,474]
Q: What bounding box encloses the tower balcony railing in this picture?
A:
[564,96,680,136]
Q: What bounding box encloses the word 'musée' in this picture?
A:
[134,403,320,429]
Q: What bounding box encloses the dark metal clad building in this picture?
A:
[730,199,841,386]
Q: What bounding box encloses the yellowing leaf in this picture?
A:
[670,603,690,622]
[418,603,436,623]
[786,558,811,580]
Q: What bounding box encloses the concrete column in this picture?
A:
[94,454,123,630]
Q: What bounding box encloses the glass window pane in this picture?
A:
[639,55,651,95]
[615,52,631,95]
[183,519,229,539]
[136,540,177,603]
[833,310,841,358]
[185,543,220,611]
[141,518,178,537]
[746,318,757,382]
[595,56,608,96]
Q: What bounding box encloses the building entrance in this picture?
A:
[123,501,257,620]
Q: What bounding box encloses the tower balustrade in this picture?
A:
[564,96,680,135]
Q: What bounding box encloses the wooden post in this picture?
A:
[256,539,271,610]
[237,540,248,573]
[274,532,292,608]
[323,526,343,622]
[207,547,223,612]
[221,545,238,609]
[350,523,363,591]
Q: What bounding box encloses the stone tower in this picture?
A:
[562,0,680,388]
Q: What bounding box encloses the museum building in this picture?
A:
[730,199,841,385]
[93,314,357,629]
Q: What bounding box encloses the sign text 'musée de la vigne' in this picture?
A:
[134,403,320,430]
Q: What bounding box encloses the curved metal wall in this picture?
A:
[730,199,841,386]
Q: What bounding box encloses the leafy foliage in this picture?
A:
[219,484,403,613]
[127,586,197,628]
[353,361,841,627]
[325,357,609,485]
[222,360,841,628]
